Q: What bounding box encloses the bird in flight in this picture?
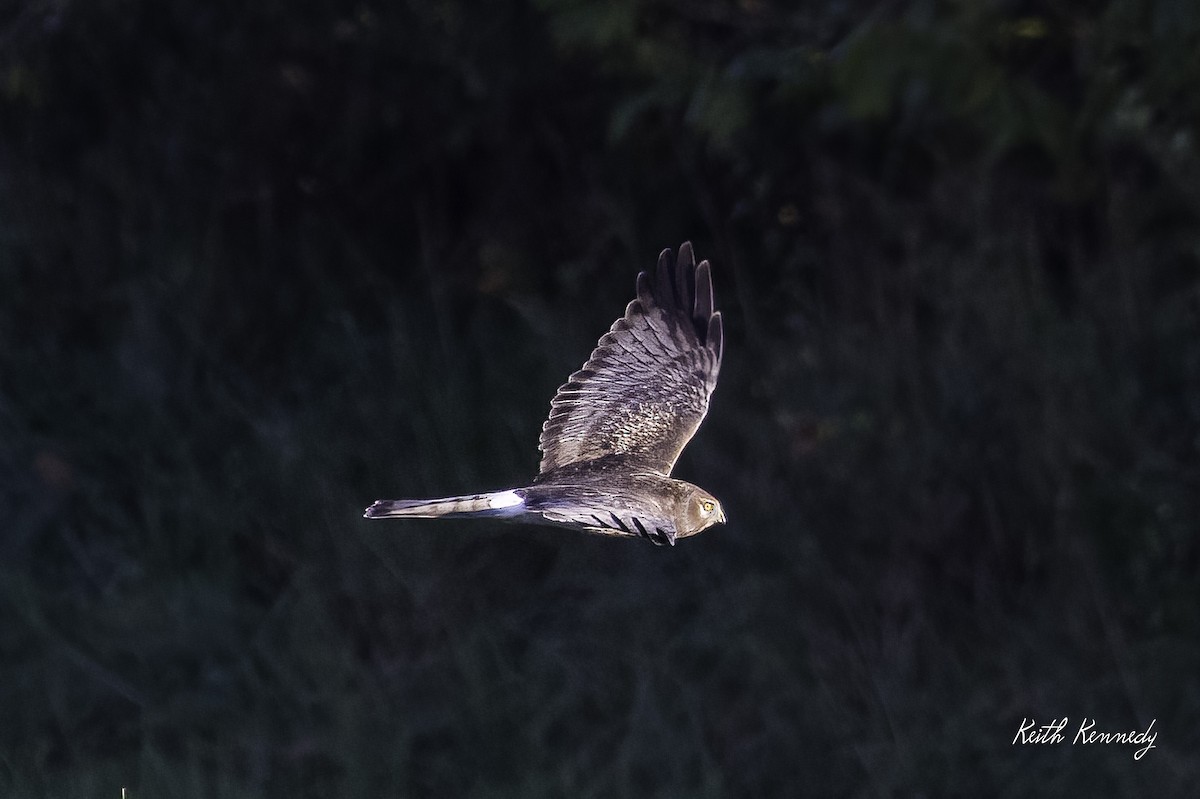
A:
[363,242,725,546]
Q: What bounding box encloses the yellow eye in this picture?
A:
[701,500,715,513]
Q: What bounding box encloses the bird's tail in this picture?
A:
[363,489,527,520]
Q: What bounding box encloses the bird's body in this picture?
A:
[364,243,725,546]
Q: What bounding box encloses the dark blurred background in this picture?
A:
[2,0,1198,795]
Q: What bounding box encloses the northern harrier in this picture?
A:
[363,242,725,546]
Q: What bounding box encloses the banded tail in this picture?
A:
[363,489,527,520]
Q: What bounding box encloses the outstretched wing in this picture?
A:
[538,242,724,476]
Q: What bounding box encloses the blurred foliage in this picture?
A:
[2,0,1198,795]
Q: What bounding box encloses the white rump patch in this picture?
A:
[488,490,524,509]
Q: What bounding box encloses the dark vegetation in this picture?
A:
[2,0,1198,794]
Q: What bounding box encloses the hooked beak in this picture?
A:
[718,508,727,524]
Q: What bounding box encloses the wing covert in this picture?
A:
[537,242,723,476]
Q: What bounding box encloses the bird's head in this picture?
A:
[681,487,726,537]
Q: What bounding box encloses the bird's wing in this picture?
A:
[540,504,678,546]
[526,480,681,546]
[537,242,723,476]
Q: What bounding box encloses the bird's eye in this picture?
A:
[700,500,715,513]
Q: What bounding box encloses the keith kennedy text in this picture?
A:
[1013,718,1157,760]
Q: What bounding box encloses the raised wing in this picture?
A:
[537,242,724,476]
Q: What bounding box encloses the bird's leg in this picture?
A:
[629,516,675,546]
[651,526,676,547]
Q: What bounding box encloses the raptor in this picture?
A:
[363,243,725,546]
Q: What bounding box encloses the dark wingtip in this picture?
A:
[656,247,675,307]
[675,242,695,308]
[707,311,724,364]
[694,259,714,322]
[646,242,718,344]
[635,270,653,307]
